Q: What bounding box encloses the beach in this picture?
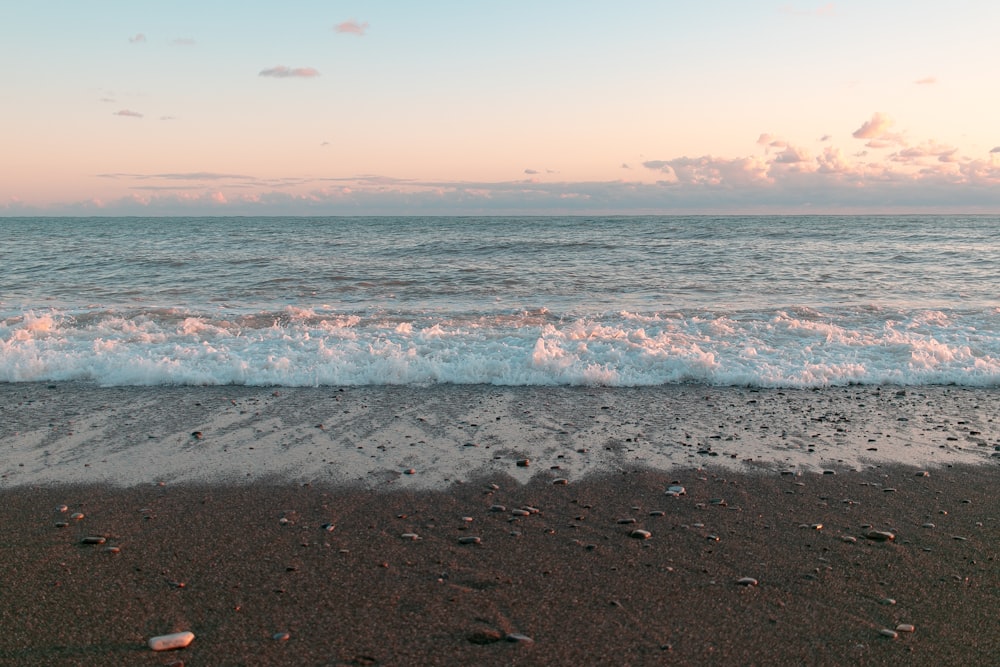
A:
[1,383,997,665]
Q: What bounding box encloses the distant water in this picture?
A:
[2,215,998,387]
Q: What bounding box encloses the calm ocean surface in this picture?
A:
[1,215,997,387]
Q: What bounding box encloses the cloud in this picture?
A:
[773,146,810,164]
[129,33,146,43]
[258,66,321,78]
[524,169,539,175]
[915,76,937,85]
[819,134,831,142]
[991,147,1000,153]
[172,38,196,46]
[113,109,143,118]
[852,112,893,140]
[334,19,369,36]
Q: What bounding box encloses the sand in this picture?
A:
[0,382,997,666]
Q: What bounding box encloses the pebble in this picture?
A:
[71,512,85,521]
[54,522,69,528]
[841,536,857,543]
[321,523,336,532]
[512,509,531,516]
[896,623,915,633]
[865,530,895,541]
[56,504,68,513]
[148,631,195,651]
[516,459,530,467]
[552,478,568,485]
[489,504,507,512]
[648,510,666,517]
[666,485,686,497]
[401,533,421,540]
[403,468,416,475]
[272,631,291,641]
[505,633,534,644]
[458,536,481,545]
[105,546,121,554]
[629,529,652,539]
[879,629,899,639]
[737,577,759,586]
[81,536,106,545]
[915,471,930,477]
[617,518,637,524]
[922,523,935,528]
[879,597,897,605]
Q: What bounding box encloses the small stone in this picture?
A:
[879,597,897,605]
[458,536,481,545]
[883,488,897,493]
[489,504,507,512]
[505,633,534,644]
[810,523,823,530]
[516,459,530,467]
[879,629,899,639]
[56,504,68,513]
[617,518,637,524]
[401,533,421,540]
[552,478,568,485]
[404,468,416,475]
[648,510,666,517]
[512,509,531,516]
[321,523,336,532]
[81,536,106,545]
[54,522,69,528]
[915,471,929,477]
[666,485,686,497]
[841,536,858,543]
[105,546,121,554]
[922,523,935,529]
[70,512,85,521]
[629,529,652,539]
[896,623,915,633]
[272,631,290,641]
[191,431,203,439]
[737,577,758,586]
[148,631,195,651]
[467,629,503,644]
[865,530,895,541]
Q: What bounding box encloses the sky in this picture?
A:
[2,0,1000,216]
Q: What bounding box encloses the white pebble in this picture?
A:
[737,577,758,586]
[896,623,915,633]
[148,631,195,651]
[879,628,898,639]
[629,529,652,539]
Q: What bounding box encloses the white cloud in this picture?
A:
[113,109,143,118]
[129,33,146,44]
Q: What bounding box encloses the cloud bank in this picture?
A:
[9,113,1000,216]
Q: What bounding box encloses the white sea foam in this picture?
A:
[2,306,997,387]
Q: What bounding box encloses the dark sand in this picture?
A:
[1,383,998,665]
[1,464,997,666]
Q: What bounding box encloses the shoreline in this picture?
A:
[2,382,998,489]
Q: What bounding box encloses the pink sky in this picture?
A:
[3,1,999,215]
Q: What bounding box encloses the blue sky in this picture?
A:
[3,1,999,215]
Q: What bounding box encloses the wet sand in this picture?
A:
[0,383,997,665]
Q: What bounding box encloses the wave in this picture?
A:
[2,306,998,388]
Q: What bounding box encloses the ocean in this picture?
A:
[2,215,997,387]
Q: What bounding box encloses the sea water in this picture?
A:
[1,215,997,387]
